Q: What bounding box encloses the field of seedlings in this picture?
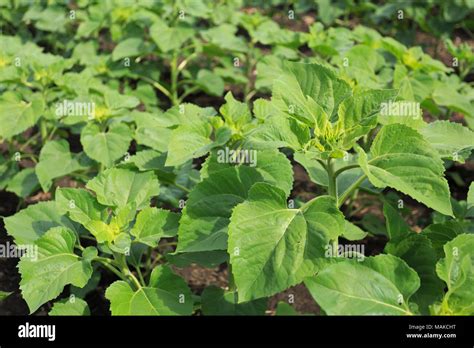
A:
[0,0,473,320]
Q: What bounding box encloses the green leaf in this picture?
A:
[0,156,19,190]
[133,111,173,152]
[109,232,132,254]
[49,298,90,316]
[166,124,231,167]
[80,123,132,168]
[343,221,368,241]
[131,207,179,247]
[293,151,328,186]
[23,6,68,32]
[0,92,44,139]
[357,124,453,216]
[112,38,145,61]
[85,220,119,243]
[6,168,39,198]
[337,89,398,148]
[176,150,293,253]
[150,20,194,53]
[383,202,444,313]
[71,267,101,298]
[229,183,345,302]
[383,202,411,242]
[338,45,384,88]
[196,69,225,96]
[255,55,284,91]
[378,100,426,130]
[86,168,160,210]
[177,166,264,253]
[201,286,267,315]
[316,0,344,25]
[436,234,474,314]
[275,301,299,315]
[162,104,224,167]
[422,221,465,258]
[294,152,368,196]
[432,86,473,119]
[0,291,12,301]
[219,92,252,130]
[55,188,106,225]
[272,61,351,129]
[419,121,474,163]
[201,24,247,52]
[127,149,167,171]
[386,233,444,313]
[468,183,474,210]
[19,227,93,313]
[247,113,310,151]
[105,265,193,315]
[162,103,217,128]
[181,0,212,18]
[35,140,90,191]
[4,201,81,244]
[305,255,419,315]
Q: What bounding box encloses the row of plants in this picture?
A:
[0,0,473,316]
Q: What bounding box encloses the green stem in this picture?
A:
[333,164,359,177]
[337,174,367,208]
[18,153,38,163]
[15,198,24,212]
[145,247,152,273]
[326,158,337,200]
[46,126,58,142]
[177,79,194,86]
[139,75,172,100]
[128,270,142,290]
[326,158,340,254]
[39,120,48,142]
[316,159,327,171]
[19,132,41,152]
[178,86,200,104]
[94,258,129,283]
[160,178,191,193]
[39,86,49,142]
[344,189,358,216]
[244,41,256,104]
[170,52,179,106]
[114,252,142,290]
[172,182,191,193]
[147,253,163,275]
[245,90,257,102]
[135,265,146,286]
[440,293,453,315]
[177,52,198,72]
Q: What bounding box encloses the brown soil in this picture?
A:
[272,12,315,33]
[267,284,320,315]
[173,264,228,295]
[415,32,451,66]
